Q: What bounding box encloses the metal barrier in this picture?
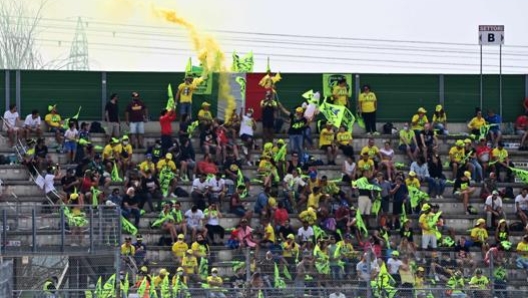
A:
[0,204,122,255]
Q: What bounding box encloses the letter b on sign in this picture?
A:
[488,33,495,43]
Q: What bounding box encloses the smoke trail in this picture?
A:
[155,8,236,120]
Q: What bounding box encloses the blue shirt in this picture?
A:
[486,114,502,131]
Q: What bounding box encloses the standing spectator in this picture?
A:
[23,109,42,139]
[63,121,79,164]
[467,109,486,136]
[485,190,504,228]
[278,104,307,160]
[319,121,337,165]
[418,204,437,257]
[332,78,349,107]
[260,91,278,144]
[432,104,448,135]
[486,109,502,147]
[515,188,528,227]
[389,177,408,229]
[398,123,418,162]
[427,154,446,199]
[179,137,196,182]
[515,114,528,135]
[177,75,199,118]
[132,235,147,266]
[104,93,120,142]
[125,92,148,149]
[358,84,378,135]
[156,153,178,198]
[490,142,513,182]
[3,104,21,146]
[159,107,176,154]
[411,107,429,136]
[185,205,207,242]
[341,156,357,183]
[239,108,256,165]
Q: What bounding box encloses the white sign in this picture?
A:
[479,25,504,45]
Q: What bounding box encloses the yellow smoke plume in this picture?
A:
[154,8,236,120]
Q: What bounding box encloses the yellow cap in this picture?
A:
[421,204,431,211]
[268,197,277,208]
[464,138,472,144]
[464,171,471,179]
[159,268,168,276]
[295,107,303,113]
[455,140,464,147]
[264,142,273,150]
[417,267,425,272]
[287,234,295,239]
[211,268,218,273]
[165,153,172,159]
[499,219,506,225]
[277,139,285,144]
[202,102,211,107]
[408,171,416,177]
[435,105,443,112]
[417,107,427,113]
[140,266,148,273]
[229,164,239,172]
[177,267,184,272]
[186,249,193,254]
[476,218,486,226]
[70,193,79,200]
[177,234,184,239]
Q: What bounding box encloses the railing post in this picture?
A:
[1,210,7,254]
[366,249,372,298]
[60,205,65,252]
[89,206,94,254]
[490,252,495,298]
[31,208,36,253]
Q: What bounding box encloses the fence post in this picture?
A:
[366,250,372,298]
[114,242,121,297]
[89,206,94,254]
[490,252,495,298]
[60,205,65,252]
[1,210,7,254]
[245,248,251,284]
[31,208,36,253]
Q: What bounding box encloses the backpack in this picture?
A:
[89,121,105,134]
[509,221,525,232]
[382,122,394,135]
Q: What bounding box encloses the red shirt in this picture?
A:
[159,110,176,135]
[515,115,528,130]
[273,208,289,226]
[197,160,218,175]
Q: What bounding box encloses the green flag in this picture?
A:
[232,51,254,73]
[91,187,101,207]
[510,167,528,184]
[62,106,82,129]
[121,273,129,297]
[355,210,368,238]
[121,216,138,235]
[235,77,247,101]
[161,275,170,298]
[111,162,122,182]
[166,84,175,111]
[274,143,287,162]
[274,263,286,288]
[95,276,103,298]
[408,186,429,208]
[137,277,148,297]
[102,274,115,297]
[186,120,199,135]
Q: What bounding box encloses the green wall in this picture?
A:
[4,70,526,122]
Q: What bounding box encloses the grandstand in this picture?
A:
[1,114,528,297]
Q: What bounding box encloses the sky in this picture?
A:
[7,0,528,73]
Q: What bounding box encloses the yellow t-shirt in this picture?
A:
[358,159,374,171]
[449,146,465,163]
[102,144,116,160]
[516,241,528,257]
[178,82,197,103]
[468,117,486,130]
[470,227,488,242]
[307,193,322,209]
[258,159,274,174]
[432,113,447,123]
[308,179,321,192]
[336,241,355,258]
[171,241,188,258]
[264,224,276,243]
[44,113,61,128]
[191,242,208,257]
[206,276,223,287]
[319,128,335,146]
[399,130,415,146]
[419,213,436,235]
[332,85,348,106]
[491,148,508,162]
[120,244,135,256]
[360,145,380,159]
[405,177,420,188]
[157,159,177,172]
[281,241,299,258]
[115,143,133,157]
[358,92,377,113]
[139,160,156,173]
[336,131,352,146]
[181,256,198,274]
[411,114,429,131]
[469,276,489,289]
[198,109,213,121]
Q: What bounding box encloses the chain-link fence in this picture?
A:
[0,204,122,254]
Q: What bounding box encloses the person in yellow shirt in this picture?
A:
[358,84,378,135]
[360,138,382,169]
[516,235,528,277]
[398,123,418,162]
[102,138,121,172]
[332,78,349,106]
[44,104,64,145]
[206,268,226,297]
[138,153,156,177]
[449,140,466,179]
[432,104,448,135]
[157,153,178,197]
[411,107,429,134]
[491,142,513,182]
[405,171,421,188]
[418,204,437,258]
[467,109,486,136]
[319,121,337,165]
[120,236,136,256]
[336,125,354,157]
[470,218,490,258]
[181,249,199,282]
[197,102,213,128]
[306,187,323,210]
[115,135,134,172]
[152,268,169,289]
[177,75,202,118]
[171,234,188,265]
[335,234,357,278]
[357,152,375,178]
[282,234,300,263]
[257,154,277,188]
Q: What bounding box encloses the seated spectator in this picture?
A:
[453,171,475,215]
[138,153,156,178]
[319,121,337,165]
[404,171,420,189]
[357,152,375,178]
[467,109,485,136]
[516,235,528,281]
[207,172,226,206]
[427,154,446,199]
[398,123,418,162]
[485,109,502,147]
[379,141,395,181]
[178,137,196,182]
[418,123,437,159]
[431,104,448,135]
[257,154,278,188]
[259,218,276,250]
[153,202,180,243]
[23,109,42,140]
[197,102,214,129]
[515,114,528,135]
[139,168,161,212]
[361,138,382,170]
[204,203,225,245]
[156,153,178,198]
[476,136,492,176]
[171,234,188,264]
[490,142,514,182]
[121,236,136,257]
[283,168,308,210]
[191,174,209,211]
[199,124,217,157]
[122,187,141,227]
[468,218,490,258]
[197,153,219,176]
[485,190,504,228]
[146,139,163,164]
[106,188,123,207]
[3,103,21,147]
[463,138,483,183]
[411,107,429,136]
[336,125,354,158]
[44,104,64,146]
[454,237,476,274]
[229,185,252,221]
[116,135,134,173]
[185,205,207,242]
[273,201,289,231]
[515,188,528,227]
[102,138,120,172]
[237,218,257,250]
[410,156,435,196]
[341,155,357,183]
[494,219,510,245]
[449,140,466,179]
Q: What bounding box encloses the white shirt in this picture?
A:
[283,174,306,189]
[64,128,78,141]
[387,258,403,274]
[3,110,19,127]
[329,293,346,298]
[380,148,394,160]
[297,226,314,242]
[185,209,204,227]
[239,115,254,136]
[205,209,220,226]
[24,114,41,128]
[207,178,225,193]
[515,194,528,211]
[43,173,56,193]
[191,178,209,193]
[485,195,503,211]
[343,160,356,176]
